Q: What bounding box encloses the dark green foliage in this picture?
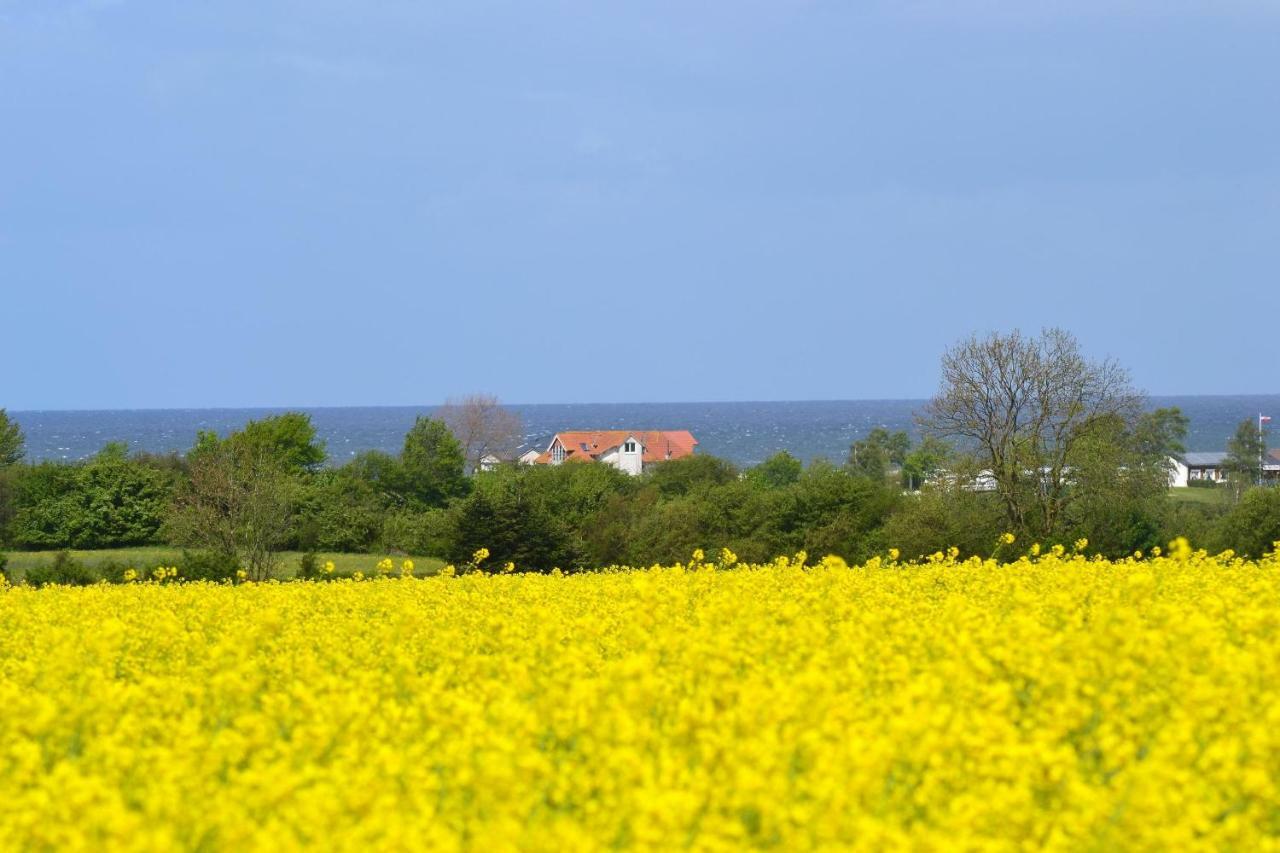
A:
[93,559,135,584]
[448,477,580,572]
[900,436,951,491]
[848,428,910,483]
[1210,488,1280,558]
[6,445,175,549]
[644,455,739,497]
[0,409,23,467]
[1225,418,1268,492]
[379,508,452,556]
[1061,414,1177,557]
[881,485,1005,561]
[1160,500,1228,552]
[1134,407,1190,459]
[745,452,803,489]
[1187,478,1218,489]
[236,413,327,472]
[178,550,241,582]
[581,459,899,566]
[399,417,469,508]
[0,551,8,583]
[25,551,97,587]
[297,552,320,580]
[292,469,386,552]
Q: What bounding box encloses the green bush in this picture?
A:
[179,550,240,582]
[297,552,320,580]
[1188,478,1218,489]
[24,551,98,587]
[94,559,137,584]
[0,551,8,584]
[1210,487,1280,558]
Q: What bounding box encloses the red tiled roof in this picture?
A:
[536,430,697,465]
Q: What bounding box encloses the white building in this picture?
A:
[532,430,698,476]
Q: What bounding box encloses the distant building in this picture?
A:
[532,430,697,476]
[1168,450,1280,486]
[517,449,542,466]
[478,453,503,473]
[1171,452,1229,486]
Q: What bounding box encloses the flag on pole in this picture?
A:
[1263,415,1273,425]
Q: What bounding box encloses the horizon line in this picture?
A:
[10,391,1280,415]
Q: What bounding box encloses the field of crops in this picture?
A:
[3,543,1280,848]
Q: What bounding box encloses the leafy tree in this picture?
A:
[6,445,174,549]
[0,409,23,467]
[921,328,1141,539]
[167,441,295,580]
[759,461,897,561]
[645,455,739,497]
[900,436,951,491]
[1210,486,1280,558]
[235,412,327,473]
[292,469,385,552]
[1133,407,1190,461]
[848,428,910,483]
[1063,415,1172,556]
[399,417,468,507]
[1225,418,1267,497]
[746,451,803,489]
[448,483,576,572]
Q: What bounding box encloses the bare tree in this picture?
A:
[166,442,295,580]
[920,328,1142,538]
[437,394,523,474]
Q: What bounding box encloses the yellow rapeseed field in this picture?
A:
[3,543,1280,850]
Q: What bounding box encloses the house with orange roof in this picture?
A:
[531,430,697,475]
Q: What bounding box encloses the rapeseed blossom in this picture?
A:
[2,546,1280,848]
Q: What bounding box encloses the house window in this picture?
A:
[552,443,565,463]
[624,441,637,453]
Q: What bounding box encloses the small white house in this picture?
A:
[1182,452,1230,484]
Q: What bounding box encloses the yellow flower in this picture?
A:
[122,568,137,582]
[1073,538,1089,552]
[502,561,515,574]
[888,548,900,562]
[1030,543,1041,557]
[401,559,415,576]
[999,532,1016,545]
[323,561,336,575]
[691,549,705,564]
[376,558,394,574]
[236,569,248,581]
[352,571,364,581]
[4,541,1278,849]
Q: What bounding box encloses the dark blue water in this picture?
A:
[10,396,1280,467]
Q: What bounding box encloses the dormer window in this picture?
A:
[552,442,565,463]
[624,441,637,453]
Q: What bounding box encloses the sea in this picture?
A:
[10,396,1280,468]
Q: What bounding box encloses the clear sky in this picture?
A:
[2,1,1277,410]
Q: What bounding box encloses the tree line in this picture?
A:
[1,330,1276,576]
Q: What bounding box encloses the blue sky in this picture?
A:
[2,1,1277,409]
